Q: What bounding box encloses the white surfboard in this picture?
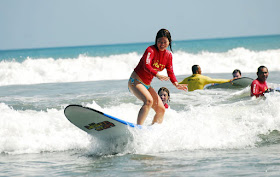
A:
[64,105,141,139]
[205,77,253,89]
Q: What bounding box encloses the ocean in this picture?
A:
[0,35,280,176]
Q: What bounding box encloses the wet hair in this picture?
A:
[158,87,170,102]
[192,65,199,74]
[154,28,173,52]
[232,69,241,76]
[257,65,268,74]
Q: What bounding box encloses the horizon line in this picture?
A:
[1,33,280,52]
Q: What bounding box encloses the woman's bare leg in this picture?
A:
[128,80,153,125]
[149,87,165,124]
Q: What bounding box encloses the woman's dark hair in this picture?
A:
[154,28,172,52]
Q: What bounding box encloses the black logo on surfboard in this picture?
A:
[85,121,115,131]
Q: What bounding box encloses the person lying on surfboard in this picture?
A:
[179,65,235,91]
[128,29,187,125]
[158,87,170,109]
[212,69,242,87]
[251,65,271,97]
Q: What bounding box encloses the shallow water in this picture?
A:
[1,35,280,176]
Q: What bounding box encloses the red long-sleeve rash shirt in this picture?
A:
[251,79,268,97]
[134,45,177,85]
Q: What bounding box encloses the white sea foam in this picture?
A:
[105,91,280,154]
[1,88,280,155]
[0,48,279,86]
[0,103,90,154]
[173,48,280,75]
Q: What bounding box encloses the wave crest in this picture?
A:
[0,48,279,86]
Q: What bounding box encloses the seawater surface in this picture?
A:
[1,35,280,176]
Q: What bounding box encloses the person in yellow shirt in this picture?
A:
[179,65,233,91]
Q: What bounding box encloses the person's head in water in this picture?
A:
[232,69,242,79]
[158,87,170,105]
[192,65,201,74]
[155,29,172,52]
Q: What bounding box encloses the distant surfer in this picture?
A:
[128,29,187,125]
[158,87,170,109]
[251,66,270,97]
[232,69,242,79]
[179,65,234,91]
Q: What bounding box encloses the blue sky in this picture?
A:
[1,0,280,50]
